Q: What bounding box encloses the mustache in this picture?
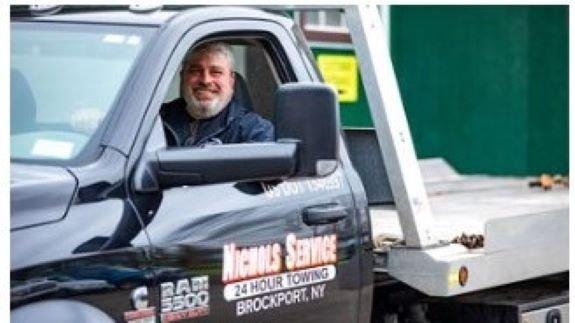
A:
[192,83,217,92]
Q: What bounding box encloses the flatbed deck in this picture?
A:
[370,158,569,244]
[369,159,568,296]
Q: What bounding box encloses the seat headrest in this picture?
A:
[11,69,37,134]
[233,72,253,111]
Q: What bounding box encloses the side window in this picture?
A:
[161,36,287,147]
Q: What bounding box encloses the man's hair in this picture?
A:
[183,41,235,71]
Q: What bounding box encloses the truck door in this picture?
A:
[130,15,361,323]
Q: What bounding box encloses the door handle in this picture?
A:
[303,203,348,226]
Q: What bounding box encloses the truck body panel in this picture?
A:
[10,163,77,230]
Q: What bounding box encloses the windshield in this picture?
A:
[11,22,154,162]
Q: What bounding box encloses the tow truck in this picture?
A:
[10,5,568,322]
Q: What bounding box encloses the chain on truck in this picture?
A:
[10,5,568,323]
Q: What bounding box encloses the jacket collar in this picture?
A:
[192,97,248,145]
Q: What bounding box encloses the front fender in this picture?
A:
[11,299,114,323]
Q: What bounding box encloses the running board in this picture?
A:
[385,209,568,297]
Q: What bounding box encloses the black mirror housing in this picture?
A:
[134,142,298,192]
[275,83,339,177]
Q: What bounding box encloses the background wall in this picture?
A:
[389,5,568,175]
[311,5,568,176]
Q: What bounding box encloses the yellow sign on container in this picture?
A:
[317,54,358,103]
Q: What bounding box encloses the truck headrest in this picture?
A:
[11,68,37,134]
[233,72,253,111]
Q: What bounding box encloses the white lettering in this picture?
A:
[161,282,174,298]
[311,284,326,300]
[285,233,297,271]
[172,295,184,311]
[191,276,209,292]
[236,288,308,316]
[285,234,337,270]
[223,243,236,283]
[161,276,210,314]
[161,298,172,313]
[222,242,282,283]
[223,265,336,301]
[262,173,342,199]
[176,279,191,295]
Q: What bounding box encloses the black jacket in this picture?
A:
[161,97,274,147]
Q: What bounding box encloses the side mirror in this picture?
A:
[134,142,298,191]
[275,83,339,177]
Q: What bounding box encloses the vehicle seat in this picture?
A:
[11,68,37,134]
[233,72,254,111]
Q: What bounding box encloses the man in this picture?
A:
[161,41,274,147]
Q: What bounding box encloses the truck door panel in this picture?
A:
[138,19,361,323]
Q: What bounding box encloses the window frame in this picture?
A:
[295,10,351,43]
[128,17,313,170]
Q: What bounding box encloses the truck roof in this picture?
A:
[21,11,178,25]
[10,5,287,26]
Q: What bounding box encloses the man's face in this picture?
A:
[182,51,235,119]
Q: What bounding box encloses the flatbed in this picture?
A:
[371,158,569,244]
[369,158,568,297]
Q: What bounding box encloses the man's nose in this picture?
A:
[197,70,212,83]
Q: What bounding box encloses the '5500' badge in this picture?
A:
[160,276,209,322]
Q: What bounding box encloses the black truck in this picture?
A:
[10,5,568,323]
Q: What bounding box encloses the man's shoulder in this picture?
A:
[160,98,189,133]
[227,100,266,124]
[237,111,272,127]
[235,110,274,142]
[160,98,187,119]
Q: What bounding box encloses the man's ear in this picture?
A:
[229,71,236,87]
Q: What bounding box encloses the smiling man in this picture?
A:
[161,41,274,147]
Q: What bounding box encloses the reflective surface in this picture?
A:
[11,22,154,161]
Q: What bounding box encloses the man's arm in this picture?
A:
[160,98,189,146]
[240,113,274,142]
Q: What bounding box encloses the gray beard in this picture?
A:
[184,92,230,120]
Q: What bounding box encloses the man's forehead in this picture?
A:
[189,52,231,67]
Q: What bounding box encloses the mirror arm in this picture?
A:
[132,152,161,193]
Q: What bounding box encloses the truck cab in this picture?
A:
[11,6,372,323]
